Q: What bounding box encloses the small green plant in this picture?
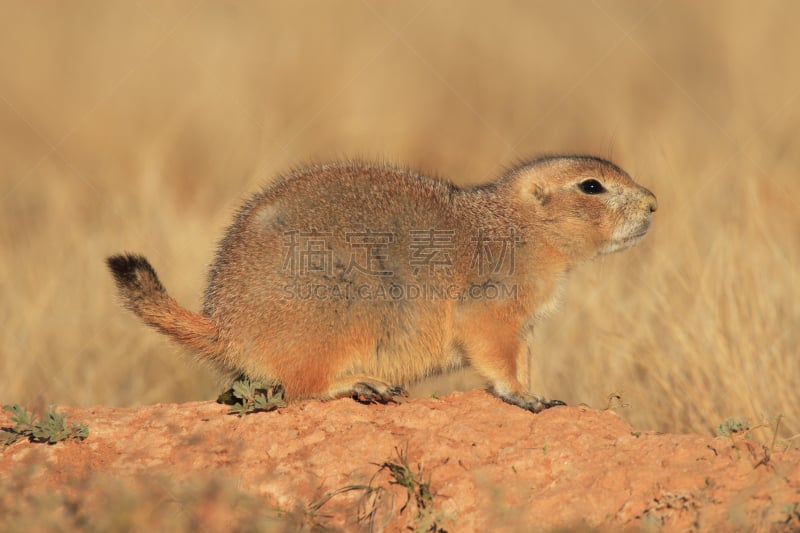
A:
[304,446,451,532]
[376,446,449,533]
[2,404,88,445]
[303,482,390,531]
[217,377,286,416]
[716,417,750,437]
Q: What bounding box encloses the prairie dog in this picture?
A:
[107,156,657,412]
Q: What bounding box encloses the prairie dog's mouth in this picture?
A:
[603,220,652,255]
[626,219,653,239]
[627,227,651,240]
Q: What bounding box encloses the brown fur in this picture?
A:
[107,155,657,412]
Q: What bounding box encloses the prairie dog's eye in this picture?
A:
[578,179,606,195]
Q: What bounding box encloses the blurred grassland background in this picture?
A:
[0,1,797,437]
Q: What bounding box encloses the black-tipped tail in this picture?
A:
[106,253,169,314]
[106,253,221,358]
[107,254,165,296]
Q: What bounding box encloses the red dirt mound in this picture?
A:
[2,390,799,532]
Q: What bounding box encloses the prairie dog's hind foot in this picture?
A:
[491,388,567,413]
[352,383,408,404]
[326,376,408,404]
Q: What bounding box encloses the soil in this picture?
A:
[1,390,799,532]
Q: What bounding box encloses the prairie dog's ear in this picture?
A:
[531,180,551,205]
[506,161,557,205]
[516,172,551,205]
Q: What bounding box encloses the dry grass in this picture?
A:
[0,1,797,436]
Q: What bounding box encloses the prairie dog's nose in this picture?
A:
[643,188,658,213]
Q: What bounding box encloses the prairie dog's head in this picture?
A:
[508,156,657,260]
